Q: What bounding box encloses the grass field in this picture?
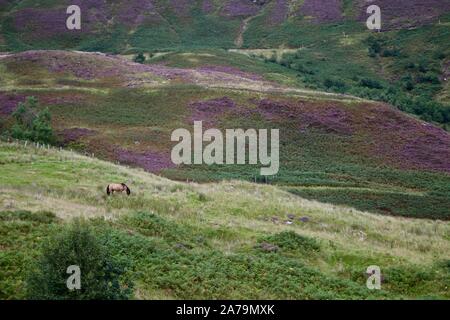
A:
[0,141,449,299]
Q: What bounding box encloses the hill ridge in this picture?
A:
[0,49,365,101]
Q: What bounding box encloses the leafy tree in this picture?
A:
[13,96,37,128]
[10,96,54,144]
[32,108,54,143]
[26,220,133,300]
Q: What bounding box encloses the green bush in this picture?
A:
[359,78,383,89]
[10,97,55,144]
[323,78,347,92]
[259,231,320,253]
[416,73,441,85]
[381,49,400,57]
[441,260,450,272]
[26,219,133,300]
[133,52,146,64]
[122,212,191,244]
[366,35,384,57]
[0,210,57,223]
[401,74,415,91]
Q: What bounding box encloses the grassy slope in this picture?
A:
[243,15,450,122]
[0,50,449,220]
[146,49,304,88]
[0,141,449,299]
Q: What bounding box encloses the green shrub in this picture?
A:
[381,49,400,57]
[259,231,320,253]
[10,97,55,144]
[383,267,434,291]
[416,73,440,85]
[121,212,191,244]
[401,75,415,91]
[26,219,133,300]
[323,78,347,92]
[366,35,384,57]
[0,210,57,223]
[359,78,383,89]
[133,52,146,64]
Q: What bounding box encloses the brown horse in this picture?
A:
[106,183,131,196]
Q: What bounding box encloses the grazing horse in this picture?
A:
[106,183,131,196]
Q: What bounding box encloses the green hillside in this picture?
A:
[0,50,449,219]
[0,141,449,299]
[0,1,449,124]
[0,1,449,300]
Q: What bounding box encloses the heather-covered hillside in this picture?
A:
[1,50,449,219]
[0,1,450,302]
[1,0,449,51]
[2,0,448,127]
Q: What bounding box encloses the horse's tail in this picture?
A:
[106,185,111,196]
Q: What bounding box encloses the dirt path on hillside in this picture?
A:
[235,16,254,48]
